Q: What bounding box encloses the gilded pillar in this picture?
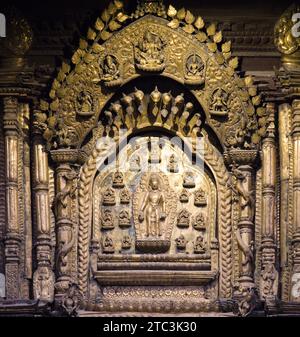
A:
[279,104,291,265]
[32,107,54,302]
[227,149,258,315]
[234,164,255,286]
[20,103,32,288]
[275,3,300,302]
[3,96,21,299]
[291,99,300,302]
[260,103,278,300]
[51,150,78,301]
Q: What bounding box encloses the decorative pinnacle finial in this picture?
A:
[274,4,300,65]
[133,0,166,19]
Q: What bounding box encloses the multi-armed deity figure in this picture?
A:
[138,173,166,237]
[135,31,166,71]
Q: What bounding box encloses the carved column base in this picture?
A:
[4,233,21,299]
[292,230,300,270]
[33,235,55,302]
[233,285,258,317]
[54,277,72,302]
[260,236,278,301]
[291,230,300,302]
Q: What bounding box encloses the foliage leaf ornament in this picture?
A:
[183,24,195,34]
[95,18,105,32]
[228,57,239,69]
[213,31,222,43]
[167,19,180,29]
[87,28,97,41]
[167,5,177,18]
[177,8,186,20]
[207,23,216,36]
[221,41,231,53]
[194,16,205,30]
[185,10,195,24]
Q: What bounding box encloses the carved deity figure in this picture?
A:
[138,174,166,237]
[210,88,228,117]
[33,267,54,301]
[167,154,179,173]
[179,189,189,203]
[194,233,206,254]
[119,209,131,228]
[193,212,206,230]
[185,54,205,85]
[232,166,255,221]
[112,171,125,188]
[194,188,207,206]
[102,235,114,254]
[122,235,132,250]
[101,55,120,83]
[120,188,131,204]
[177,209,190,228]
[102,187,116,206]
[135,31,166,71]
[176,234,187,251]
[101,209,114,230]
[148,141,161,164]
[130,154,141,172]
[261,263,278,298]
[234,285,257,317]
[55,170,77,214]
[76,90,94,117]
[183,172,195,188]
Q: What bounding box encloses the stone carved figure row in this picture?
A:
[101,208,132,230]
[102,234,133,253]
[175,232,207,254]
[177,210,207,230]
[178,188,207,206]
[102,187,131,206]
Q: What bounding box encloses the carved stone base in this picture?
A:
[135,239,170,253]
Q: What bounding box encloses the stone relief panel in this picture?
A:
[91,135,218,304]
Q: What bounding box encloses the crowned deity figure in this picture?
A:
[138,173,166,237]
[210,88,228,117]
[135,31,166,71]
[101,54,122,87]
[186,54,204,77]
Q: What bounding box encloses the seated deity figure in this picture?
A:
[102,187,116,206]
[177,209,190,228]
[167,154,179,173]
[194,188,207,206]
[176,234,187,251]
[183,172,195,188]
[122,235,132,250]
[102,55,120,82]
[76,90,94,117]
[102,235,115,254]
[194,234,206,254]
[119,209,131,228]
[101,209,115,230]
[138,174,166,237]
[135,31,165,71]
[120,188,131,204]
[112,171,125,188]
[193,212,206,230]
[186,54,204,77]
